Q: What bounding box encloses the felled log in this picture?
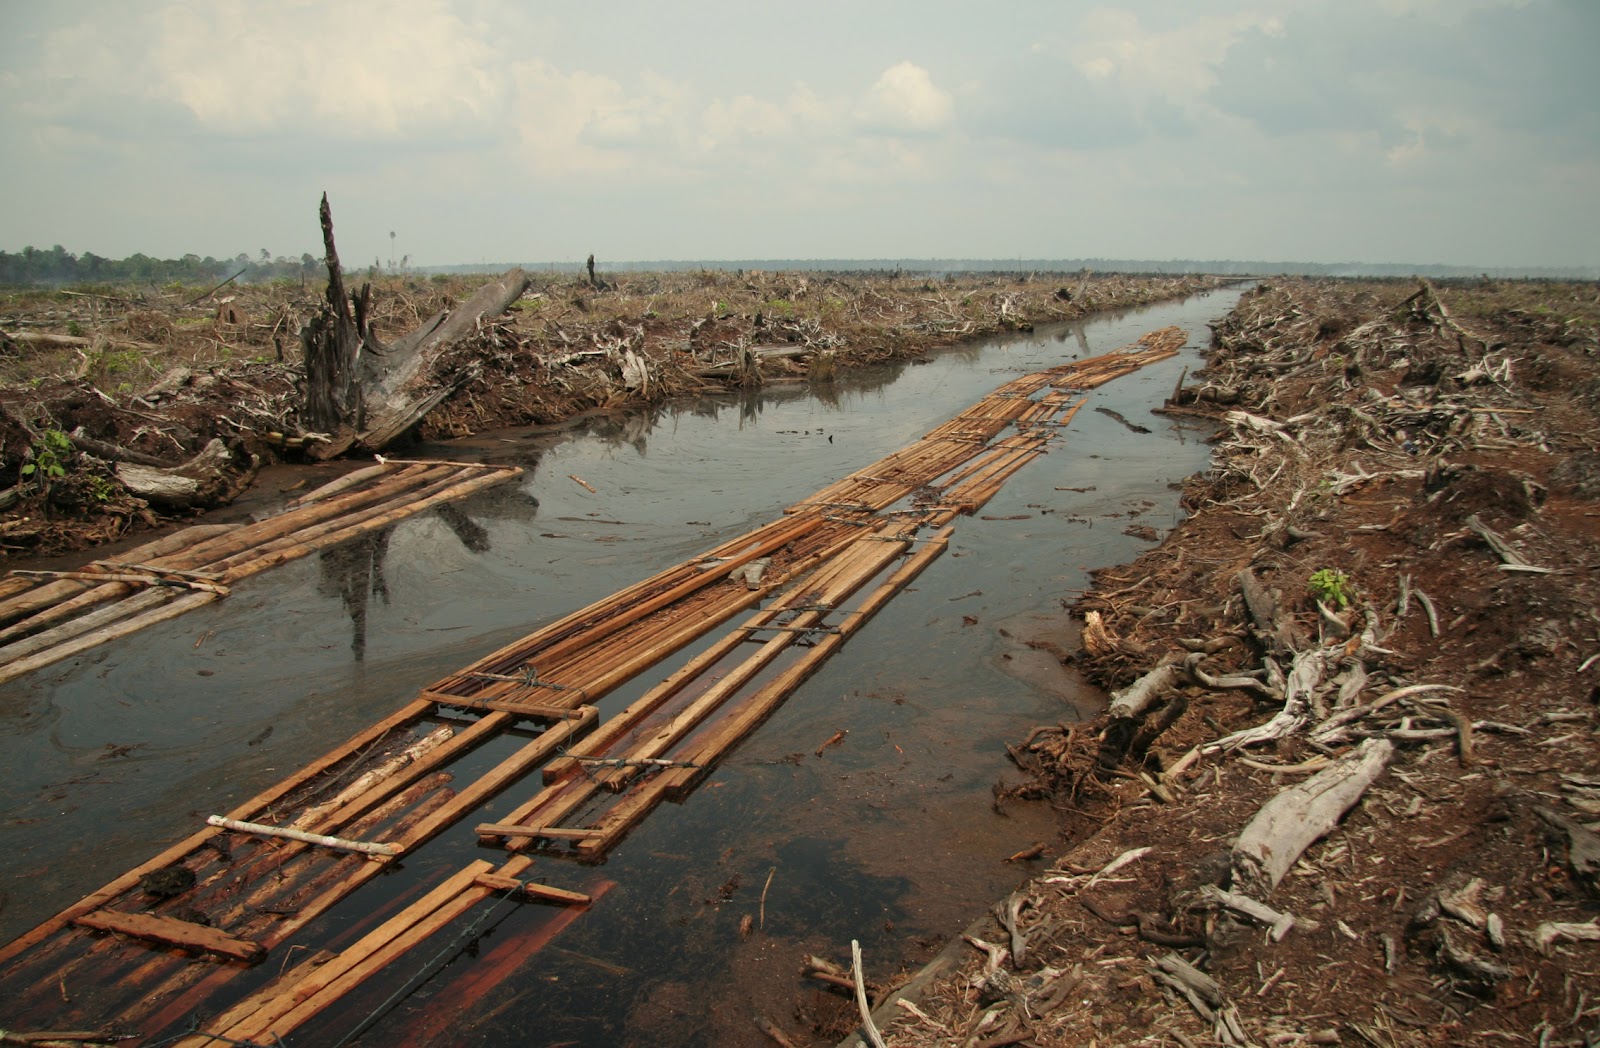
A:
[297,195,532,459]
[1231,737,1393,896]
[349,267,531,454]
[0,330,161,352]
[114,438,239,509]
[1096,660,1180,773]
[68,426,174,468]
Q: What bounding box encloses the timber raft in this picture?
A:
[0,459,524,685]
[0,328,1186,1045]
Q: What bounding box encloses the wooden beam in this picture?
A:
[472,874,591,905]
[74,911,264,965]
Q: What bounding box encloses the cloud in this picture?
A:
[24,0,510,145]
[1063,7,1282,103]
[855,61,954,135]
[1209,0,1600,158]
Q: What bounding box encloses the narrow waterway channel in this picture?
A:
[0,285,1246,1045]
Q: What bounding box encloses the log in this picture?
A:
[320,267,532,458]
[1237,568,1301,654]
[205,815,400,857]
[1204,647,1326,753]
[114,438,236,509]
[67,427,175,468]
[1107,661,1180,721]
[0,330,161,352]
[1231,737,1394,896]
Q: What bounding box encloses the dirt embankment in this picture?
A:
[0,269,1217,557]
[873,279,1600,1047]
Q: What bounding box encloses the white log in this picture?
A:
[206,814,400,856]
[1108,661,1179,720]
[115,438,233,509]
[291,724,455,830]
[1231,737,1394,897]
[1204,647,1327,753]
[1198,884,1297,941]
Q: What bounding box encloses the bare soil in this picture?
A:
[853,279,1600,1048]
[0,269,1216,557]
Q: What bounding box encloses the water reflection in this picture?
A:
[435,502,491,554]
[316,527,393,660]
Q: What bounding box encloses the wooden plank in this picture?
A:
[473,873,590,905]
[475,824,601,841]
[229,880,495,1041]
[73,910,264,965]
[194,860,497,1044]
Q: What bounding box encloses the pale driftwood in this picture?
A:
[1204,647,1327,753]
[114,438,234,509]
[1198,884,1296,941]
[1107,661,1180,720]
[995,893,1028,967]
[1465,512,1535,568]
[1307,683,1463,746]
[1535,807,1600,890]
[206,815,400,857]
[850,940,887,1048]
[1237,567,1300,654]
[1533,920,1600,952]
[1,330,161,352]
[1231,737,1394,896]
[1183,651,1280,700]
[291,725,455,830]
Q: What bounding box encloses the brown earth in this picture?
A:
[850,279,1600,1048]
[0,269,1216,558]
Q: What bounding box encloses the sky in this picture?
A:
[1,0,1595,270]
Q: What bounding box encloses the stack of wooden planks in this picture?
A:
[0,328,1185,1044]
[0,459,524,685]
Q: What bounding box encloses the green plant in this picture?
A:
[85,474,115,503]
[66,320,83,337]
[1308,568,1354,608]
[21,428,72,490]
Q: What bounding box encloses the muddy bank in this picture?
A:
[0,270,1219,557]
[858,279,1600,1047]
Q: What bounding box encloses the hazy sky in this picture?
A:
[2,0,1594,268]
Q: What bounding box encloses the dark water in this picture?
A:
[0,286,1246,1044]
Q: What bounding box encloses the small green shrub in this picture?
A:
[1308,568,1354,608]
[21,428,72,490]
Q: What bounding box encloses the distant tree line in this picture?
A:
[0,245,325,287]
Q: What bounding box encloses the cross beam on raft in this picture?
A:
[0,327,1186,1043]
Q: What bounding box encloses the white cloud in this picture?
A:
[36,0,512,142]
[1063,8,1284,102]
[855,61,954,135]
[0,1,1593,267]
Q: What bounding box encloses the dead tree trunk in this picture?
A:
[300,193,380,437]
